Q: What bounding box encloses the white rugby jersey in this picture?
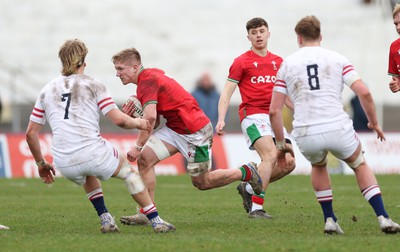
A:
[30,74,117,167]
[274,46,361,135]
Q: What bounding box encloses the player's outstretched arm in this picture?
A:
[106,109,150,132]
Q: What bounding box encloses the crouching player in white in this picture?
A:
[25,39,176,233]
[270,16,400,234]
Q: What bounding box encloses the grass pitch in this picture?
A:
[1,174,399,252]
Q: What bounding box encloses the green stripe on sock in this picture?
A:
[239,166,246,181]
[254,191,265,198]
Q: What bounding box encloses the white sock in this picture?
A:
[100,212,112,221]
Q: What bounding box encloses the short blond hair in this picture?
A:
[112,48,141,65]
[393,3,400,19]
[58,39,88,76]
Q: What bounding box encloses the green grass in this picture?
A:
[1,175,400,252]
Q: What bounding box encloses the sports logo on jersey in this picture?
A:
[253,62,258,68]
[271,60,277,70]
[250,75,277,84]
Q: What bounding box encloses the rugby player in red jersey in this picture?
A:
[388,4,400,93]
[216,17,295,219]
[112,48,263,226]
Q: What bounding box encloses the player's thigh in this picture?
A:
[329,125,360,161]
[57,141,119,184]
[241,114,291,150]
[153,123,213,163]
[253,135,276,161]
[140,135,178,168]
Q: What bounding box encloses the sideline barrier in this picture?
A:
[0,132,398,178]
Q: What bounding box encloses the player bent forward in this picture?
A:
[112,48,263,226]
[270,15,400,234]
[26,39,175,233]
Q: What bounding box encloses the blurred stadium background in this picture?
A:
[0,0,399,133]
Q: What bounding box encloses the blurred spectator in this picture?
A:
[350,95,372,132]
[191,72,220,129]
[0,94,2,122]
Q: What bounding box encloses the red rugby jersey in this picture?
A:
[136,68,210,134]
[228,50,283,121]
[388,38,400,77]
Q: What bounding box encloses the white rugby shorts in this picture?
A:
[293,119,359,165]
[152,122,213,163]
[241,113,291,150]
[56,140,120,185]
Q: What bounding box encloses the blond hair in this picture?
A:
[58,39,88,76]
[393,4,400,19]
[112,48,141,65]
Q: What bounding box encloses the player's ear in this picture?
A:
[297,35,302,47]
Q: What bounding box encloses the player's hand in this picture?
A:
[122,101,135,116]
[136,118,151,132]
[389,77,400,93]
[215,121,226,136]
[368,123,385,142]
[38,161,56,184]
[276,150,287,169]
[278,145,294,158]
[127,147,141,162]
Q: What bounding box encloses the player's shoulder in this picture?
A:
[267,51,283,61]
[69,74,107,93]
[232,50,254,62]
[390,38,400,48]
[41,75,65,92]
[139,68,165,80]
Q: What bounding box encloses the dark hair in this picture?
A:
[246,17,269,32]
[295,15,321,41]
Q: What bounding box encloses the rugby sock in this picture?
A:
[361,185,389,218]
[87,188,108,216]
[239,164,251,181]
[99,212,113,222]
[251,191,265,212]
[315,189,337,222]
[142,204,163,223]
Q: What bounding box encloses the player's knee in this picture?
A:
[346,151,365,170]
[115,158,133,179]
[191,178,209,191]
[285,156,296,173]
[115,159,146,195]
[124,172,146,195]
[187,161,211,177]
[137,155,151,170]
